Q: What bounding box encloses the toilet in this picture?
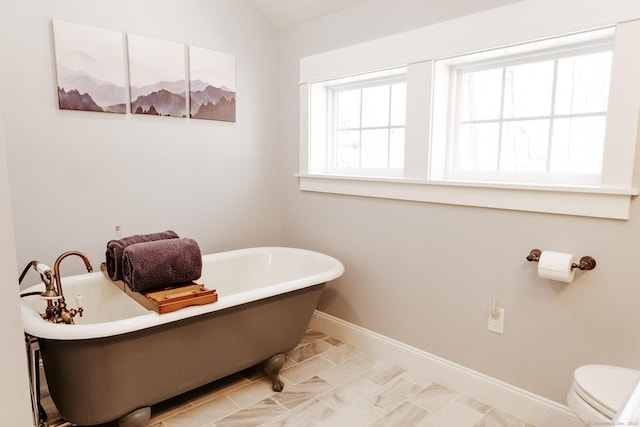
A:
[567,365,640,424]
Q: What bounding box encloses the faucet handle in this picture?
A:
[75,295,84,317]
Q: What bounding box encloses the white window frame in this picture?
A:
[435,28,614,186]
[298,1,640,220]
[328,75,406,176]
[308,68,406,178]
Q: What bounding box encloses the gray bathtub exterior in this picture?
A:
[39,283,325,426]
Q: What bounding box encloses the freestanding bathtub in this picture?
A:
[20,247,344,427]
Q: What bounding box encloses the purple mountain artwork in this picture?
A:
[189,80,236,122]
[53,21,127,113]
[128,34,187,118]
[130,85,187,117]
[189,46,236,122]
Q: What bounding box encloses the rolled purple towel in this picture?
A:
[105,230,179,281]
[121,238,203,293]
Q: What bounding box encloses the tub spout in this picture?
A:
[54,250,94,298]
[40,251,93,324]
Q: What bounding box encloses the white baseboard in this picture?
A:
[310,310,583,427]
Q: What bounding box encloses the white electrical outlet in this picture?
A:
[488,308,505,334]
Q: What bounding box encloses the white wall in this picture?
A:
[0,0,281,277]
[0,109,35,425]
[0,1,280,423]
[279,0,640,404]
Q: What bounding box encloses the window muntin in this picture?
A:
[442,29,614,185]
[332,78,406,173]
[308,68,407,176]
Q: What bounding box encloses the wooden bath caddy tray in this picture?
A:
[100,263,218,314]
[133,283,218,314]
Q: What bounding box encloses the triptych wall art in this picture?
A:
[52,20,236,122]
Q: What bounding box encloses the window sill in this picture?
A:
[297,173,639,219]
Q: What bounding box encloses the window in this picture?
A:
[309,68,406,177]
[299,8,640,219]
[432,28,615,186]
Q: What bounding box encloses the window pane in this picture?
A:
[361,129,389,168]
[390,83,407,126]
[550,117,605,173]
[500,120,549,172]
[461,69,503,121]
[389,128,405,168]
[555,51,612,115]
[337,89,361,129]
[459,123,499,171]
[331,77,405,172]
[503,61,554,118]
[362,85,390,128]
[336,130,360,167]
[437,28,614,185]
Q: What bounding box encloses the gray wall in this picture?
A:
[0,0,281,276]
[279,0,640,403]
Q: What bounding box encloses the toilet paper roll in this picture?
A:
[538,251,577,282]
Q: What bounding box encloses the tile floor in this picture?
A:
[42,329,535,427]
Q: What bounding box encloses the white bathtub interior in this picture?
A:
[198,248,342,295]
[21,273,150,325]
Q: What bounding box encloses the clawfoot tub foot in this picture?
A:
[118,407,151,427]
[264,353,286,392]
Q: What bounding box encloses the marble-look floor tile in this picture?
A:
[214,397,286,427]
[286,339,335,363]
[456,395,493,414]
[369,401,434,427]
[402,370,436,388]
[368,377,423,414]
[280,355,334,384]
[163,395,238,427]
[473,408,536,427]
[431,400,485,427]
[271,375,334,410]
[314,401,383,427]
[318,356,373,385]
[323,336,342,346]
[226,378,275,408]
[319,376,379,410]
[364,361,406,386]
[411,383,459,413]
[265,399,335,427]
[320,343,362,364]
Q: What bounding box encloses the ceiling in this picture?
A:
[251,0,372,29]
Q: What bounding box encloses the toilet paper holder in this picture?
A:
[526,249,597,271]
